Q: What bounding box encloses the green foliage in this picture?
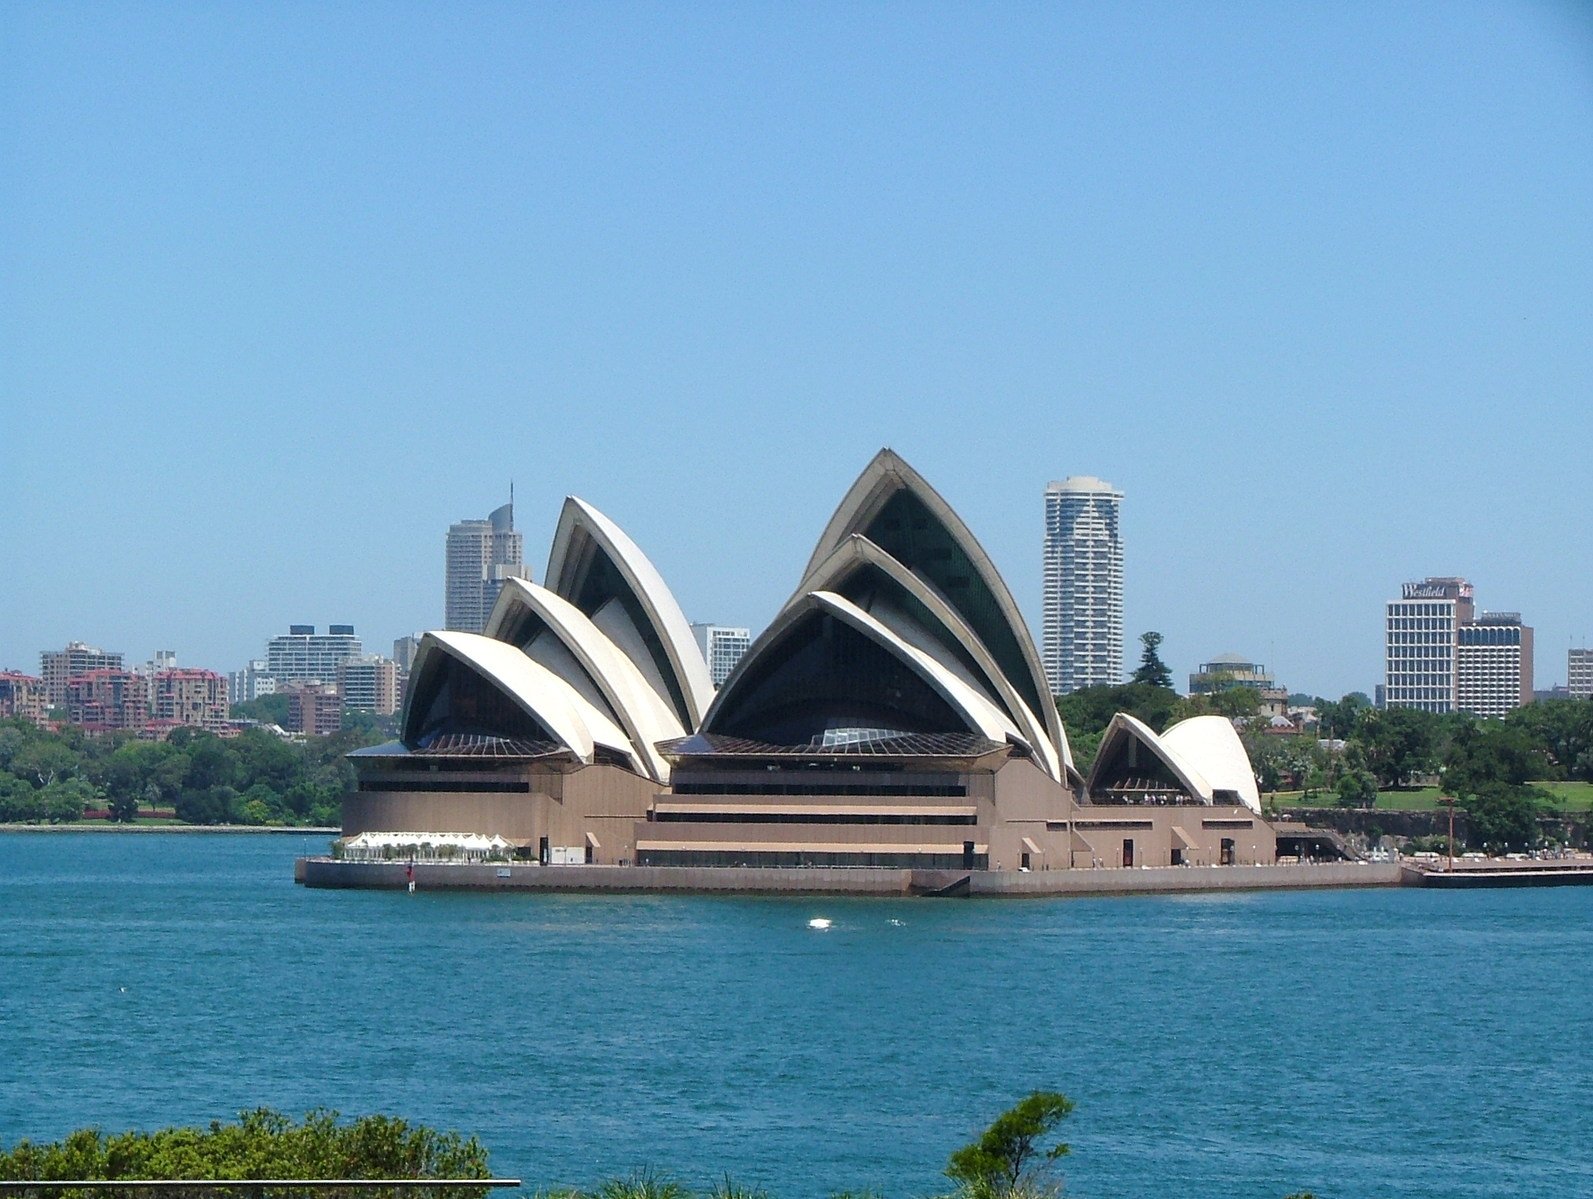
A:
[1463,784,1548,852]
[0,717,377,828]
[1504,699,1593,782]
[1056,683,1180,738]
[1334,770,1378,810]
[231,694,293,726]
[945,1091,1073,1197]
[1356,706,1439,788]
[0,1109,490,1197]
[1129,631,1172,689]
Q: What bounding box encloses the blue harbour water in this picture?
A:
[1,834,1589,1199]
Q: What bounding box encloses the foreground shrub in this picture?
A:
[0,1108,490,1199]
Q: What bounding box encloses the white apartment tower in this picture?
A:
[264,624,363,686]
[691,623,751,688]
[445,498,528,634]
[1043,476,1124,696]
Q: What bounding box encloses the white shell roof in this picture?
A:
[702,590,1027,751]
[802,449,1068,770]
[1160,715,1263,813]
[406,631,642,775]
[1085,712,1263,814]
[1087,711,1214,804]
[795,534,1066,779]
[484,578,685,783]
[544,496,714,730]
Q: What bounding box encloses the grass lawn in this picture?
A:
[1270,782,1593,812]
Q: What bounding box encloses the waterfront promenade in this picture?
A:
[297,856,1404,895]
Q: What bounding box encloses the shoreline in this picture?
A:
[1,824,338,835]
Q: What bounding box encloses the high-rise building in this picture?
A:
[691,623,751,687]
[1455,613,1533,719]
[40,642,124,706]
[1384,578,1533,718]
[337,655,400,715]
[263,624,362,685]
[1384,577,1474,713]
[1567,647,1592,700]
[0,672,48,727]
[1043,476,1123,695]
[150,669,231,731]
[445,498,528,633]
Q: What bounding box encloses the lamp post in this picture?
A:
[1438,795,1457,871]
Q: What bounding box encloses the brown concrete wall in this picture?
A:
[1069,806,1276,869]
[341,762,656,865]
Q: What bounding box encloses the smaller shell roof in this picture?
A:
[1159,715,1263,813]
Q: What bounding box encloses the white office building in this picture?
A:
[1043,476,1123,695]
[1384,578,1473,712]
[691,623,752,688]
[1456,612,1534,719]
[445,499,528,634]
[1568,647,1592,700]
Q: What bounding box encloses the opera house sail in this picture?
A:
[340,449,1275,876]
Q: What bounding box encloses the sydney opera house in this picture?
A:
[342,450,1276,876]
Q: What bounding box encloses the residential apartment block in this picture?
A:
[264,624,362,685]
[65,670,151,732]
[150,669,231,731]
[41,642,124,706]
[285,683,343,736]
[0,672,48,726]
[1043,476,1123,695]
[337,655,400,715]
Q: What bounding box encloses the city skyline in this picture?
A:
[5,6,1592,697]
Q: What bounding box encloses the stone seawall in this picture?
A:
[297,858,1406,897]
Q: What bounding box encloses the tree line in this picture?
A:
[1055,664,1593,852]
[0,716,392,827]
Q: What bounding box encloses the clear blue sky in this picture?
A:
[4,2,1591,699]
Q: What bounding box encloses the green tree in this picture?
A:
[1056,683,1180,739]
[1334,769,1378,810]
[1357,706,1439,788]
[1129,631,1172,689]
[1464,784,1544,852]
[946,1091,1073,1197]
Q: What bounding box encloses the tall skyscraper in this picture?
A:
[445,497,527,633]
[1567,647,1592,700]
[691,623,751,687]
[1043,476,1123,695]
[1384,577,1474,713]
